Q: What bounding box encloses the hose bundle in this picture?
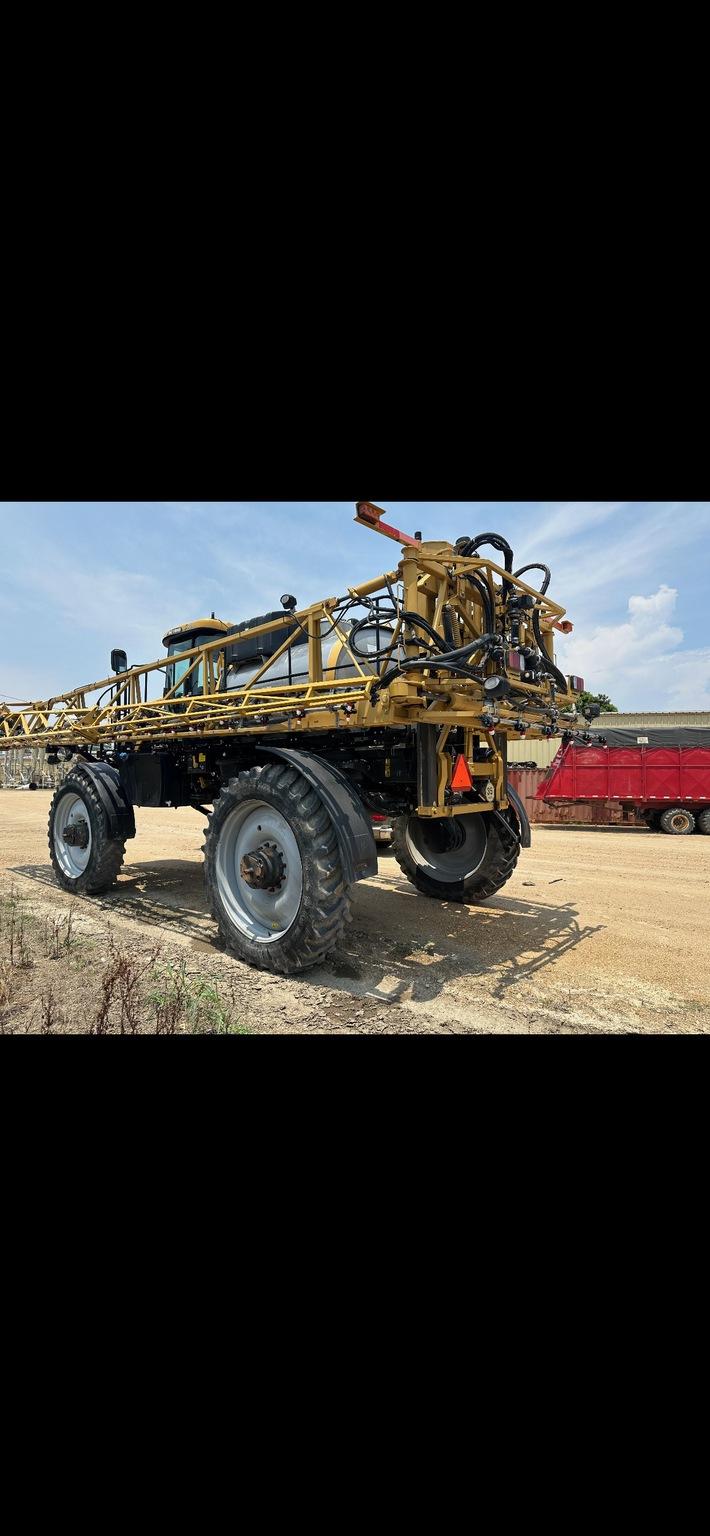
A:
[350,530,565,700]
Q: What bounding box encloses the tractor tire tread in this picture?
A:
[392,809,520,904]
[48,769,127,895]
[204,764,352,973]
[659,806,696,835]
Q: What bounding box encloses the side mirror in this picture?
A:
[583,702,601,721]
[111,649,128,675]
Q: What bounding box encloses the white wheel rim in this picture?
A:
[54,792,93,878]
[215,798,303,943]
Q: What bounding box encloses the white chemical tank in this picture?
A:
[224,618,403,692]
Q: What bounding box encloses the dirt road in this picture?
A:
[1,791,709,1033]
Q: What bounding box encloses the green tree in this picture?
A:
[577,691,618,713]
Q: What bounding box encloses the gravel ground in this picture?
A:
[1,790,709,1034]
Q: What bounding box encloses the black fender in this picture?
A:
[74,760,136,841]
[256,747,377,883]
[505,781,531,847]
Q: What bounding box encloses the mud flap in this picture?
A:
[256,746,377,883]
[74,760,136,840]
[505,781,531,847]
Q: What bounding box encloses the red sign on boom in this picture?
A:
[354,501,422,548]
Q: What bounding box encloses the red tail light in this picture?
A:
[568,675,584,692]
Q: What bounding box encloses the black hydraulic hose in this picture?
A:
[456,532,515,598]
[284,595,361,649]
[350,608,457,661]
[374,633,499,693]
[364,560,501,688]
[417,659,488,680]
[412,632,499,667]
[513,562,551,595]
[456,532,514,569]
[348,607,400,660]
[401,613,456,653]
[378,572,491,660]
[532,608,568,693]
[464,571,494,634]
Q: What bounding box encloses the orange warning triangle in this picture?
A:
[451,754,473,791]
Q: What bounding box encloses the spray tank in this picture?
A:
[223,612,404,692]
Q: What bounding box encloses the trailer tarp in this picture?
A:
[584,727,710,750]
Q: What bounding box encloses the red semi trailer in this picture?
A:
[537,727,710,835]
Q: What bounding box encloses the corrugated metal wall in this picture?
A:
[507,738,559,768]
[595,712,710,728]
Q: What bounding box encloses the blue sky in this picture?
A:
[1,501,709,709]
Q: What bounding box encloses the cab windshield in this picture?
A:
[165,635,216,697]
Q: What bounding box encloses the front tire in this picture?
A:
[49,772,127,894]
[697,808,710,835]
[204,763,353,973]
[659,807,695,835]
[392,809,520,903]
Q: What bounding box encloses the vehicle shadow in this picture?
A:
[310,878,604,1007]
[8,859,213,943]
[8,860,604,1008]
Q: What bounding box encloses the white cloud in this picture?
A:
[556,585,710,711]
[518,503,706,626]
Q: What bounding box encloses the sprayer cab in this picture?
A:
[161,616,230,699]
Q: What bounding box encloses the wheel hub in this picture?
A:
[53,791,93,878]
[64,819,90,848]
[215,799,303,944]
[240,840,286,892]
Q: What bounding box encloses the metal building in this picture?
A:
[588,711,710,729]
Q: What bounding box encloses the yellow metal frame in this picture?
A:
[0,537,577,818]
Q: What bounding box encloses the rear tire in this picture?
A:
[697,808,710,835]
[659,806,695,835]
[204,763,353,973]
[392,809,520,904]
[49,772,127,894]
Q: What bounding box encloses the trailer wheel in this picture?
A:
[48,772,127,894]
[203,763,353,973]
[659,807,696,835]
[697,809,710,835]
[392,810,520,904]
